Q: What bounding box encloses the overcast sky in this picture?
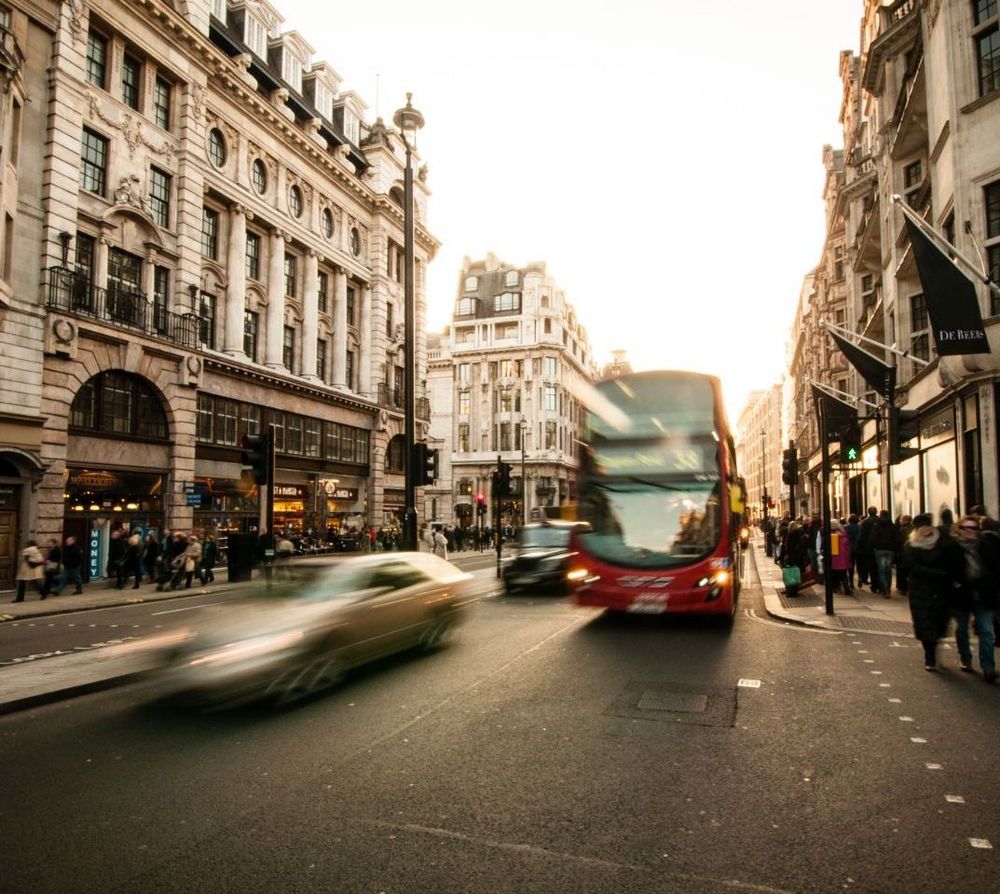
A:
[275,0,863,427]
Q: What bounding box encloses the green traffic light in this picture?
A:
[846,447,859,461]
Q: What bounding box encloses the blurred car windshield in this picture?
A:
[519,527,572,549]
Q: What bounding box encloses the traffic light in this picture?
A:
[476,492,487,516]
[412,443,439,486]
[887,406,919,464]
[496,462,513,498]
[781,445,798,485]
[839,423,862,464]
[241,432,271,485]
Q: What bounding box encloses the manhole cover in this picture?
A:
[636,691,708,713]
[606,680,737,728]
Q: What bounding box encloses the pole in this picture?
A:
[495,454,502,579]
[402,135,417,551]
[521,423,527,526]
[819,407,834,615]
[760,428,768,525]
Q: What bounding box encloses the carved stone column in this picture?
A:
[224,204,252,357]
[301,249,322,381]
[265,230,287,369]
[332,266,348,388]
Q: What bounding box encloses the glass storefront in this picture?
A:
[923,440,958,523]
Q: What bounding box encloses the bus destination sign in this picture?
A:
[593,443,713,476]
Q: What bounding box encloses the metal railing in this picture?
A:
[45,267,199,349]
[376,382,430,419]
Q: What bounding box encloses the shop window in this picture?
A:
[70,372,167,440]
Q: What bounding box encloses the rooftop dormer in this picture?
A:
[333,91,367,147]
[268,30,314,95]
[227,0,283,61]
[302,61,342,122]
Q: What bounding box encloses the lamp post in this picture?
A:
[520,418,527,526]
[393,93,424,551]
[760,427,768,523]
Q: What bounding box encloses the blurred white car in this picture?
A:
[149,552,472,708]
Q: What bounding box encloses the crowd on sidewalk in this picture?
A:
[13,529,220,604]
[761,506,998,682]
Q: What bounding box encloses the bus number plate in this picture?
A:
[627,592,669,614]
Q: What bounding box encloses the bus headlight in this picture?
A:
[567,567,598,586]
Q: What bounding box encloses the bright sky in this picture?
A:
[276,0,862,422]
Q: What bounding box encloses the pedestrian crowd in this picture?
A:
[761,505,998,681]
[13,529,219,602]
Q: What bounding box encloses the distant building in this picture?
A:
[425,254,596,528]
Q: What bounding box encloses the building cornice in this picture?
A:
[203,357,378,415]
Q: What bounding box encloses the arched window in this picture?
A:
[208,128,226,167]
[389,186,404,208]
[386,435,405,472]
[70,372,168,440]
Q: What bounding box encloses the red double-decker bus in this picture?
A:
[569,370,743,621]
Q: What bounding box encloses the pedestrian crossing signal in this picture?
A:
[839,423,862,464]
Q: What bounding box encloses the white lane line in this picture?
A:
[911,737,928,743]
[969,839,993,849]
[863,659,875,664]
[870,670,883,675]
[926,763,943,770]
[899,716,914,722]
[857,650,869,654]
[152,601,224,615]
[945,795,965,804]
[879,683,892,688]
[888,698,902,703]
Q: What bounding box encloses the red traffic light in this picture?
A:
[476,492,485,502]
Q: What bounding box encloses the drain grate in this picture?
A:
[636,691,708,713]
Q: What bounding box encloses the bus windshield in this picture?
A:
[578,477,722,568]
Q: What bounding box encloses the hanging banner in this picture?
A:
[811,385,857,440]
[905,217,990,355]
[828,330,895,402]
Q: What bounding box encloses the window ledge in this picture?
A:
[960,89,1000,116]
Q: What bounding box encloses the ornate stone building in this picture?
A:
[425,254,596,529]
[0,0,436,587]
[830,0,1000,519]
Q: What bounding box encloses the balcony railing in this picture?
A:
[45,267,199,349]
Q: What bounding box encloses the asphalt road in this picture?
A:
[0,552,997,893]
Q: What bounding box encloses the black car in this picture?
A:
[502,521,590,595]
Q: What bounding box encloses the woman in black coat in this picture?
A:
[901,514,964,671]
[780,521,809,596]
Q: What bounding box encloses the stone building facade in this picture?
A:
[829,0,1000,520]
[425,254,596,529]
[0,0,436,587]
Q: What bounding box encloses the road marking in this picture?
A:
[737,679,761,688]
[926,763,943,770]
[870,670,883,675]
[899,716,914,722]
[857,650,869,653]
[969,839,993,849]
[152,601,224,615]
[945,795,965,804]
[888,697,902,703]
[910,737,927,743]
[863,659,875,664]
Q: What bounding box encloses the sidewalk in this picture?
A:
[0,549,506,715]
[753,536,914,637]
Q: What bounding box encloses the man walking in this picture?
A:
[953,515,998,682]
[51,536,84,595]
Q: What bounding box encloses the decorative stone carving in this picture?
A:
[47,317,77,358]
[113,175,150,215]
[88,94,176,160]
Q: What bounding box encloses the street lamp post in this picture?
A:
[393,94,424,552]
[760,428,768,523]
[520,419,527,526]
